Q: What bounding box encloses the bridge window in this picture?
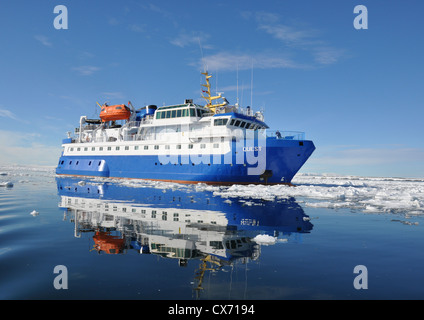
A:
[214,118,228,126]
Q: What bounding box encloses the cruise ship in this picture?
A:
[55,72,315,184]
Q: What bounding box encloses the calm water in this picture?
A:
[1,166,423,300]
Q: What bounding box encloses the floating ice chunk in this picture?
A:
[30,210,39,216]
[0,181,13,187]
[253,234,277,245]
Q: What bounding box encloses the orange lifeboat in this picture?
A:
[93,231,125,254]
[99,104,131,122]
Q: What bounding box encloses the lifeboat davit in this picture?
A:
[99,104,131,122]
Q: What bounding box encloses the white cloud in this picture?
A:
[129,24,145,33]
[314,146,424,166]
[258,24,314,45]
[0,107,18,120]
[72,66,101,76]
[108,17,119,26]
[196,52,303,72]
[242,11,344,66]
[170,31,211,48]
[313,47,345,65]
[0,130,61,166]
[34,35,52,47]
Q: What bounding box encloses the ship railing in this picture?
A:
[266,130,305,140]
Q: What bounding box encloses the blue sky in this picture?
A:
[0,0,423,178]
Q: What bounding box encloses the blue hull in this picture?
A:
[56,138,315,184]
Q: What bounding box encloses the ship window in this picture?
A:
[134,146,139,150]
[245,123,251,129]
[125,146,129,150]
[183,109,188,117]
[196,109,202,117]
[240,121,246,128]
[171,110,176,118]
[234,120,241,126]
[188,144,193,149]
[213,143,219,148]
[91,147,95,151]
[69,161,72,165]
[214,118,228,126]
[165,145,170,150]
[166,111,171,118]
[99,147,103,151]
[116,146,120,151]
[200,144,206,149]
[77,147,81,151]
[70,147,74,151]
[144,145,148,150]
[88,161,92,165]
[108,147,112,151]
[189,108,196,117]
[177,109,182,117]
[177,144,181,149]
[154,145,159,150]
[116,106,122,109]
[230,119,235,126]
[84,147,88,151]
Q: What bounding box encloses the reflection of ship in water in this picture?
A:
[57,177,313,296]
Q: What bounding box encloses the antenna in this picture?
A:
[250,60,253,108]
[198,37,207,72]
[236,63,239,105]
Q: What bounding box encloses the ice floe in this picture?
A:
[201,173,424,216]
[1,165,423,216]
[0,181,13,187]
